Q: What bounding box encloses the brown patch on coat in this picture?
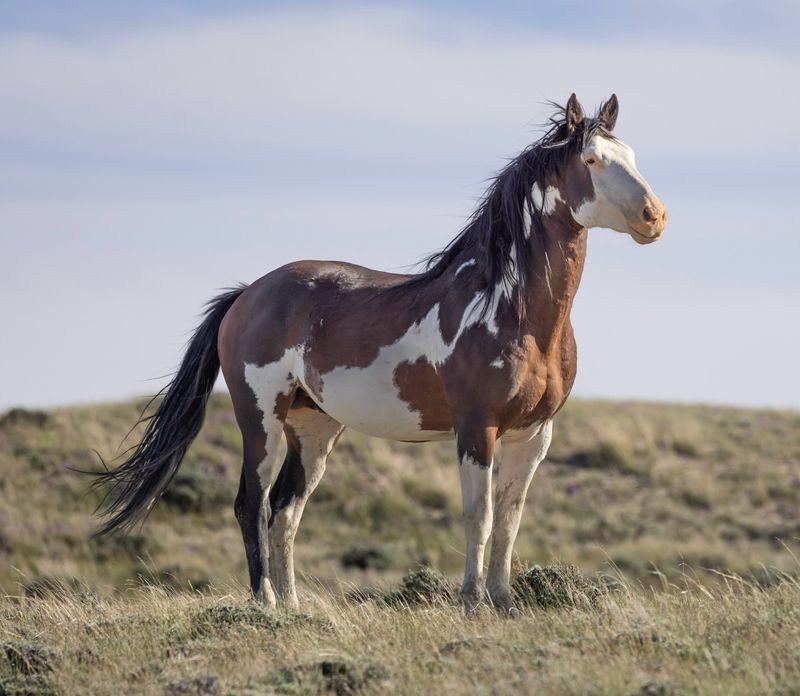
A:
[557,153,596,213]
[298,267,442,378]
[273,387,298,419]
[290,387,325,413]
[393,357,452,432]
[269,422,304,524]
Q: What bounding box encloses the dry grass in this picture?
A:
[1,396,800,692]
[1,570,799,695]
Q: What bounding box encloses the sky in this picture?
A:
[1,1,799,411]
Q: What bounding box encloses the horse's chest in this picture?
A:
[501,331,578,428]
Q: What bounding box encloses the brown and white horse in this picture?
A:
[94,94,667,612]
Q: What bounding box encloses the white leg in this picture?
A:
[459,452,494,611]
[487,420,553,611]
[269,408,343,609]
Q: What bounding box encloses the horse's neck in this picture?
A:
[520,214,587,349]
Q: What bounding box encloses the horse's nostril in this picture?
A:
[643,206,656,223]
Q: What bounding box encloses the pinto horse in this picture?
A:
[94,94,667,612]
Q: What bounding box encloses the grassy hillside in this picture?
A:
[2,574,799,695]
[1,396,800,694]
[2,395,799,593]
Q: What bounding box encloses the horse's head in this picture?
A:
[558,93,667,244]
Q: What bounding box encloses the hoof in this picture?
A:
[255,576,277,608]
[488,587,518,616]
[459,581,485,614]
[498,605,521,619]
[280,592,300,612]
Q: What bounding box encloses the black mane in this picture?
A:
[404,101,611,319]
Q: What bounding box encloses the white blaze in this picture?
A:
[571,134,654,235]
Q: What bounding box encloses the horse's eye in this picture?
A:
[585,157,596,165]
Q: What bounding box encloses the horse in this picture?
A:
[92,93,667,612]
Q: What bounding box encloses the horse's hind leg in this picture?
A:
[230,365,296,607]
[268,405,344,609]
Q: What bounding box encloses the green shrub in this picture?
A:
[89,533,153,562]
[671,439,700,458]
[566,442,637,474]
[401,479,451,511]
[163,675,220,696]
[190,604,327,638]
[161,467,230,513]
[0,674,56,696]
[271,658,389,695]
[340,546,391,571]
[383,567,456,607]
[0,409,51,429]
[2,641,59,675]
[512,563,602,610]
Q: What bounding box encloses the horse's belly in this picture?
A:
[300,359,453,442]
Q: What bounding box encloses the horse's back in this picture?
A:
[219,259,410,356]
[217,260,455,441]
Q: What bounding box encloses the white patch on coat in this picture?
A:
[244,348,301,485]
[242,276,513,444]
[524,184,563,239]
[532,183,563,213]
[244,351,297,430]
[571,134,656,235]
[243,291,505,444]
[455,258,476,275]
[490,357,504,369]
[304,298,497,440]
[522,199,533,239]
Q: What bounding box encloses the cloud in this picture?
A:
[0,7,798,410]
[1,6,798,171]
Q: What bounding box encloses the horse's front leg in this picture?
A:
[486,420,553,612]
[455,423,497,612]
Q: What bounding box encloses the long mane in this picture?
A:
[402,101,610,320]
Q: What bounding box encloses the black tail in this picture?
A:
[91,285,247,536]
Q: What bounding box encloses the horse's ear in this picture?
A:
[599,94,619,131]
[565,93,585,133]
